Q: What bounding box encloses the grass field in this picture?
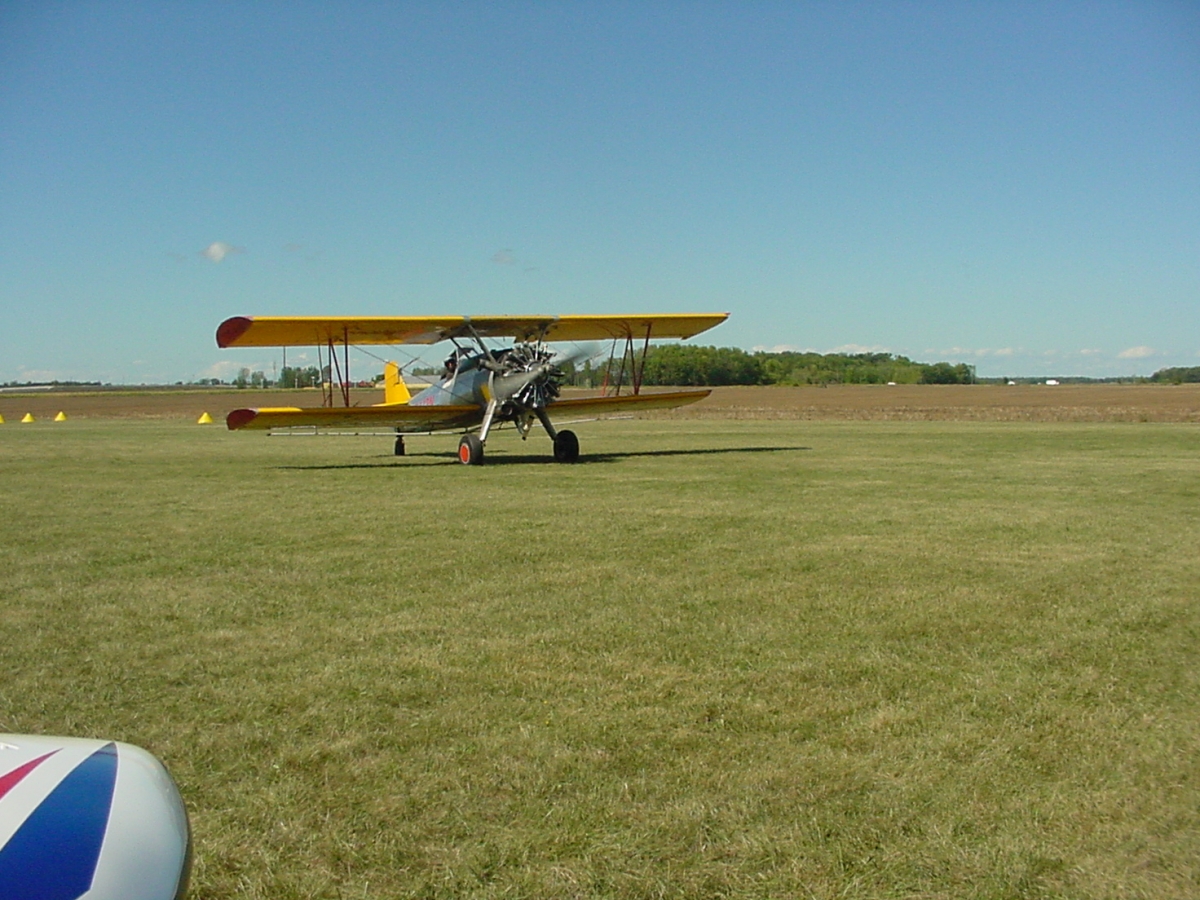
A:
[2,416,1198,898]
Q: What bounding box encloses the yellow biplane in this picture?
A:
[217,313,728,464]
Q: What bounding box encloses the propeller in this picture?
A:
[490,344,598,409]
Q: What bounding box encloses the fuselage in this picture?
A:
[407,346,558,414]
[409,352,493,408]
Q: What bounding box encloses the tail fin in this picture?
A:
[383,361,411,404]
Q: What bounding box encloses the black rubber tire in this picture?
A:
[458,433,484,465]
[553,429,579,463]
[394,435,406,456]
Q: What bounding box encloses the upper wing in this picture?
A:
[216,314,728,347]
[539,315,728,343]
[226,405,481,431]
[547,389,712,416]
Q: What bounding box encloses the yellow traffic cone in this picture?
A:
[54,411,67,422]
[21,413,34,423]
[0,414,5,424]
[197,411,214,424]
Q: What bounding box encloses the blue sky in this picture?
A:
[1,1,1197,382]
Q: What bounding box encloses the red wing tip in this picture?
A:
[226,408,258,430]
[216,316,254,348]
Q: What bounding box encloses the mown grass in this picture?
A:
[1,419,1198,899]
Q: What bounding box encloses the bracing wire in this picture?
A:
[348,343,436,375]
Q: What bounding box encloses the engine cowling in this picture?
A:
[0,734,191,900]
[491,345,564,409]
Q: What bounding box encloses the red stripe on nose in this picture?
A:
[0,751,58,802]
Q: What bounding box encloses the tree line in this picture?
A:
[407,348,974,387]
[194,355,1200,390]
[599,345,978,386]
[1149,366,1200,384]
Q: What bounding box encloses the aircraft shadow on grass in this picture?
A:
[275,445,810,471]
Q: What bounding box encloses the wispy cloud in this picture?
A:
[200,360,251,380]
[1117,345,1156,359]
[830,343,890,354]
[202,241,245,263]
[14,366,63,382]
[491,248,516,265]
[750,343,893,355]
[1078,348,1101,356]
[935,347,1016,358]
[753,344,804,353]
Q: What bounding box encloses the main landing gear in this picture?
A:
[536,409,578,465]
[553,430,579,463]
[458,433,484,465]
[456,427,580,465]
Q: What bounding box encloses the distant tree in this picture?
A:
[615,346,986,386]
[919,362,975,384]
[572,359,603,388]
[642,345,762,386]
[234,367,250,389]
[1150,366,1200,384]
[744,350,926,385]
[278,365,322,388]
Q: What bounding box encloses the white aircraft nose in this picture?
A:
[0,734,191,900]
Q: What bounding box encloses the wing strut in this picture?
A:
[316,341,328,406]
[601,321,656,397]
[633,322,653,394]
[317,329,355,407]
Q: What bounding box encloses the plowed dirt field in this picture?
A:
[2,383,1198,423]
[675,383,1200,422]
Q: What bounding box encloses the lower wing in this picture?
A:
[547,389,711,416]
[226,390,708,431]
[226,405,481,431]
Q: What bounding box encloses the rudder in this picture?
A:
[384,361,411,404]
